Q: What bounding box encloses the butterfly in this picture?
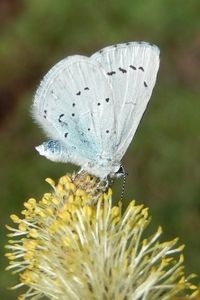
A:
[32,42,160,180]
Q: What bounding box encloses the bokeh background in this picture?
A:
[0,0,200,298]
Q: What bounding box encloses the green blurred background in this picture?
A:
[0,0,200,298]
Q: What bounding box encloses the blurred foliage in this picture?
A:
[0,0,200,298]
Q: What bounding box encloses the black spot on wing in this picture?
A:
[107,71,116,76]
[58,113,64,122]
[119,67,127,73]
[139,66,144,71]
[130,65,136,70]
[106,130,109,133]
[72,113,75,117]
[72,103,75,107]
[97,102,101,106]
[64,132,68,138]
[105,98,110,102]
[76,88,89,96]
[43,110,47,119]
[144,81,148,87]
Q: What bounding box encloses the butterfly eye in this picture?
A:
[115,165,128,177]
[115,165,125,176]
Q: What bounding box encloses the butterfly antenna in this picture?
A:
[120,165,127,201]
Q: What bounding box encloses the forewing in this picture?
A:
[32,56,116,162]
[91,42,160,160]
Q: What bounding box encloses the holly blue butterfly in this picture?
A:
[32,42,160,179]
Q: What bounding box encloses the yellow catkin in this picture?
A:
[5,173,198,299]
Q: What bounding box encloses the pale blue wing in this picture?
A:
[32,56,116,165]
[91,42,160,160]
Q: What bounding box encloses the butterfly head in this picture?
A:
[80,156,121,180]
